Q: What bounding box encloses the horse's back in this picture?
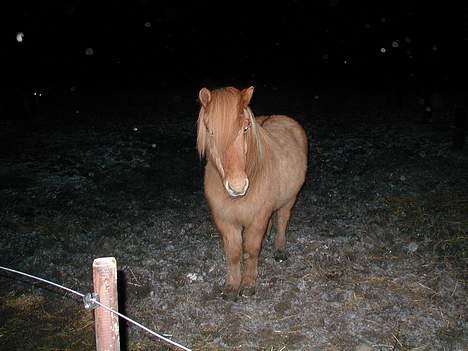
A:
[257,115,308,155]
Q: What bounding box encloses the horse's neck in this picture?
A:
[249,122,273,180]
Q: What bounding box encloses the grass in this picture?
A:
[0,292,94,351]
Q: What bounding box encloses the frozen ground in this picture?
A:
[0,87,467,350]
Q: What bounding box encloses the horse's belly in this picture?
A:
[272,149,307,205]
[277,149,307,200]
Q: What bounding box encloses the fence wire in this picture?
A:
[0,265,192,351]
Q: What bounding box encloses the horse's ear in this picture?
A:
[241,86,254,107]
[199,88,211,108]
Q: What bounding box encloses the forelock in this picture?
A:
[204,87,243,152]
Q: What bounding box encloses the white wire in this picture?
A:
[92,299,191,351]
[0,265,192,351]
[0,266,84,297]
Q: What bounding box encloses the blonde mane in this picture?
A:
[197,87,265,178]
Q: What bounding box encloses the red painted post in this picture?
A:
[93,257,120,351]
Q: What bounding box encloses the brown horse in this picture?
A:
[197,86,308,300]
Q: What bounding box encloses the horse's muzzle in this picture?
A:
[225,178,249,198]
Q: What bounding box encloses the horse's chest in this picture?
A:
[208,194,254,221]
[205,185,268,224]
[204,164,274,225]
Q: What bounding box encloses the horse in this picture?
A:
[197,86,308,300]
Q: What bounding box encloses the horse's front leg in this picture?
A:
[240,214,270,296]
[216,220,243,301]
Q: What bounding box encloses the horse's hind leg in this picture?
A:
[274,199,296,262]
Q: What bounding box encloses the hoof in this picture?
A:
[240,286,256,297]
[274,249,289,262]
[221,287,239,302]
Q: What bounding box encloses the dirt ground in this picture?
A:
[0,86,467,350]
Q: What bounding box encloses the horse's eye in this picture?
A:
[203,117,213,136]
[204,122,214,136]
[243,119,250,133]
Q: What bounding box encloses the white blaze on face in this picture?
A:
[221,128,250,198]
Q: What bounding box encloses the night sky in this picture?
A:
[2,1,468,98]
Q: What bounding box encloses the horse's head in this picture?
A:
[197,86,260,198]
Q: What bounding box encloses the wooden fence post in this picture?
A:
[93,257,120,351]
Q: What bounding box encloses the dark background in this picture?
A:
[1,4,467,350]
[1,0,468,120]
